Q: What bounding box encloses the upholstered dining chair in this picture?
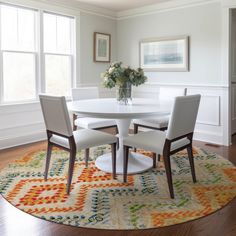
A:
[39,95,117,194]
[71,87,117,132]
[133,87,187,133]
[123,94,201,198]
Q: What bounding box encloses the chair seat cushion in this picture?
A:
[50,129,117,150]
[75,117,116,129]
[133,115,169,129]
[123,130,190,154]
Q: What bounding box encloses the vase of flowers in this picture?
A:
[102,62,147,105]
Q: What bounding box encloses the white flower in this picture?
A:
[109,67,115,74]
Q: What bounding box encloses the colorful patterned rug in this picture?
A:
[0,146,236,230]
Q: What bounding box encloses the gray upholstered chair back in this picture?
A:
[166,94,201,140]
[39,95,73,137]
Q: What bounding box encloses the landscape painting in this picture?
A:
[140,36,189,71]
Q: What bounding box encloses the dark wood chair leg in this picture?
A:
[134,123,138,134]
[187,146,197,183]
[73,114,77,131]
[111,143,117,179]
[152,153,157,168]
[133,124,138,152]
[85,148,89,168]
[115,126,118,134]
[117,138,119,150]
[66,149,76,195]
[163,154,174,199]
[45,142,53,181]
[158,154,161,162]
[123,146,129,183]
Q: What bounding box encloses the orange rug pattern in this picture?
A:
[0,146,236,229]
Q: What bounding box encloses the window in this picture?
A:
[43,13,74,96]
[0,5,37,102]
[0,4,75,104]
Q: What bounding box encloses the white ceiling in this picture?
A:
[75,0,171,12]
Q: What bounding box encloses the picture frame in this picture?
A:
[94,32,111,63]
[140,36,189,71]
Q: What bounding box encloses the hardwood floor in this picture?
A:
[0,137,236,236]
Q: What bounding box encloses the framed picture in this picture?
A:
[140,36,189,71]
[94,32,111,62]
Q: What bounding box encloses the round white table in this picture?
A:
[68,98,171,174]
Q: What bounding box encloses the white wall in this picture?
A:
[117,2,230,146]
[117,2,222,85]
[79,12,117,86]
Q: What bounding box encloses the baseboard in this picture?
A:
[0,131,47,150]
[193,130,223,145]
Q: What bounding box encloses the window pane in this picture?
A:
[45,55,71,96]
[1,5,18,50]
[3,52,36,102]
[57,16,71,53]
[18,8,36,51]
[43,13,72,54]
[43,13,57,53]
[1,5,36,51]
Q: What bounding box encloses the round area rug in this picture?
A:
[0,146,236,230]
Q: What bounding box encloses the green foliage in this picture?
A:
[102,62,147,89]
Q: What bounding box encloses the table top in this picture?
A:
[67,98,171,119]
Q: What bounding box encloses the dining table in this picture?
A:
[68,98,171,175]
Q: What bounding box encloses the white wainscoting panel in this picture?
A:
[133,83,229,145]
[0,102,46,150]
[0,83,230,149]
[231,84,236,134]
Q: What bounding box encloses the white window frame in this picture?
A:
[0,3,76,105]
[42,10,75,97]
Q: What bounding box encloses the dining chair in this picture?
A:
[39,95,117,194]
[123,94,201,198]
[133,87,187,133]
[71,87,117,132]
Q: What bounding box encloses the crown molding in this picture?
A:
[116,0,220,20]
[0,0,223,21]
[2,0,116,19]
[38,0,117,19]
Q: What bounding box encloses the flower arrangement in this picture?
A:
[101,62,147,104]
[102,62,147,88]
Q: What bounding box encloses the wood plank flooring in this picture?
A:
[0,137,236,236]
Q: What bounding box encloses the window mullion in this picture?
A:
[16,8,19,49]
[71,18,76,89]
[34,11,39,99]
[39,10,45,94]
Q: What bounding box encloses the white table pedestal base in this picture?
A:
[95,151,153,174]
[95,118,153,174]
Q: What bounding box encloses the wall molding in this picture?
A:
[195,95,221,126]
[117,0,220,20]
[3,0,222,21]
[0,130,46,150]
[193,130,223,145]
[144,82,229,89]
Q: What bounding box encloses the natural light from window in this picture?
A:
[44,13,74,96]
[0,4,75,103]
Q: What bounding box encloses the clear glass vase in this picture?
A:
[116,82,132,105]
